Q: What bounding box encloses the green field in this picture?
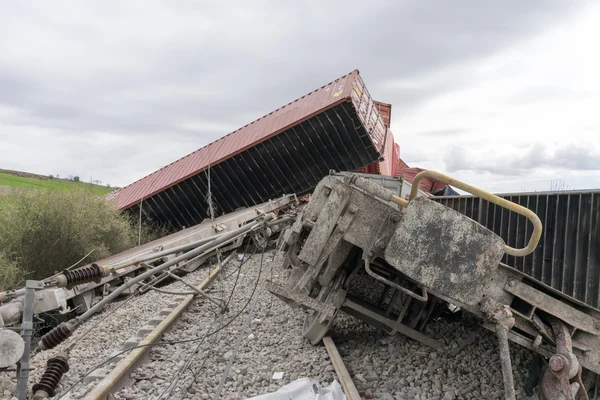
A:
[0,172,113,195]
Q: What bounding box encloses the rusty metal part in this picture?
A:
[481,299,517,400]
[409,170,542,257]
[552,320,579,380]
[85,264,224,399]
[32,352,70,399]
[542,354,574,400]
[541,319,589,400]
[532,314,556,343]
[323,337,361,400]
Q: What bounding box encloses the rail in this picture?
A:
[84,258,228,399]
[322,337,361,400]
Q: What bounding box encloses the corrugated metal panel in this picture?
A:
[435,190,600,309]
[395,167,447,194]
[397,158,410,170]
[374,101,392,128]
[111,70,391,229]
[359,101,399,177]
[378,129,398,177]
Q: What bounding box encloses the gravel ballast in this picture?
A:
[0,265,211,398]
[1,249,538,400]
[331,315,535,400]
[112,250,335,400]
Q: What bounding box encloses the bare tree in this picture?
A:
[550,178,571,191]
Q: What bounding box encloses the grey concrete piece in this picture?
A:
[385,196,505,306]
[0,329,25,368]
[148,316,164,326]
[136,325,155,338]
[83,368,109,384]
[123,337,140,350]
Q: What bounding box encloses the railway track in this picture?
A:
[15,249,334,400]
[81,256,230,400]
[1,249,539,400]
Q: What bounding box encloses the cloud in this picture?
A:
[414,129,468,137]
[445,141,600,175]
[0,0,592,191]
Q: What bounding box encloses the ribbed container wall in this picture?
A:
[112,70,393,230]
[435,191,600,309]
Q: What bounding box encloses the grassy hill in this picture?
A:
[0,169,114,196]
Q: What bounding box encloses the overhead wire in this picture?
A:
[157,238,260,399]
[213,250,265,399]
[55,251,267,400]
[64,293,138,352]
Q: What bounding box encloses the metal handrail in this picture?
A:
[403,170,542,257]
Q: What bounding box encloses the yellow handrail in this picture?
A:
[391,170,542,257]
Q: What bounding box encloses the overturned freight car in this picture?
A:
[109,70,399,230]
[435,189,600,309]
[267,171,600,399]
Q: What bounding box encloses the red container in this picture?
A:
[109,70,393,230]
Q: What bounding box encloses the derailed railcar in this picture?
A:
[435,190,600,310]
[268,171,600,399]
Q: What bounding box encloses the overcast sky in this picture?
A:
[1,1,599,193]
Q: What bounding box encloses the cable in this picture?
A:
[65,293,139,352]
[155,249,247,399]
[214,251,265,399]
[66,249,97,271]
[156,314,221,399]
[187,242,257,386]
[158,245,265,399]
[224,246,256,280]
[55,251,268,400]
[224,241,255,305]
[42,248,97,283]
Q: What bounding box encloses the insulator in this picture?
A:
[63,263,103,286]
[40,322,73,350]
[32,353,69,398]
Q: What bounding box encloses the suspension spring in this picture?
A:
[32,352,69,398]
[39,322,74,350]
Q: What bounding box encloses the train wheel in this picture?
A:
[303,310,335,345]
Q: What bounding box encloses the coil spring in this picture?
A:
[64,263,103,286]
[40,322,73,350]
[32,354,69,397]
